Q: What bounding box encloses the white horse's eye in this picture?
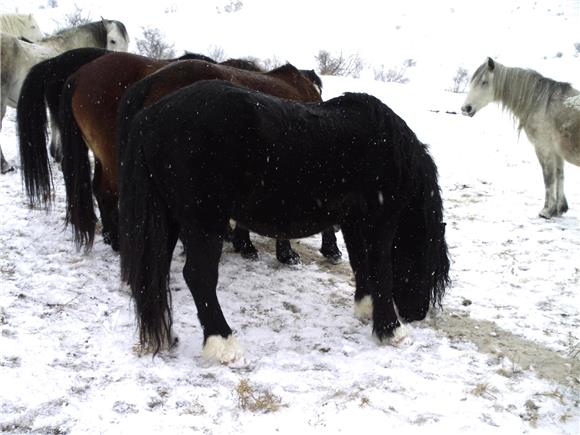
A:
[110,39,117,45]
[481,80,488,86]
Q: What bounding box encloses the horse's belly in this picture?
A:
[232,196,339,239]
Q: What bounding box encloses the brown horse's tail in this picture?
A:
[59,76,97,250]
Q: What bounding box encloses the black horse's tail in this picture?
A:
[116,77,153,166]
[118,111,173,354]
[17,60,54,208]
[17,48,109,208]
[393,144,450,321]
[59,77,97,250]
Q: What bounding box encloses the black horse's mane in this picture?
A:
[178,52,216,63]
[221,58,263,72]
[300,69,323,90]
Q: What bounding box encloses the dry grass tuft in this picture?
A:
[235,378,283,413]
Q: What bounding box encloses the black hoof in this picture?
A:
[276,249,301,265]
[320,245,342,263]
[239,247,259,261]
[102,231,120,252]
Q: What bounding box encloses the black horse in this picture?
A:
[118,80,450,363]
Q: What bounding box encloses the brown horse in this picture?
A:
[60,55,341,263]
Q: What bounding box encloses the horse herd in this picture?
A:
[2,14,579,364]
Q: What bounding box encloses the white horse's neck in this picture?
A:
[493,63,569,132]
[40,28,95,52]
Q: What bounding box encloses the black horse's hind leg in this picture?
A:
[367,223,404,343]
[275,239,300,265]
[319,227,342,263]
[181,223,243,363]
[231,224,258,260]
[93,161,119,251]
[343,221,403,343]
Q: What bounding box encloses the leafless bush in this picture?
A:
[217,1,244,13]
[58,5,91,29]
[136,27,176,59]
[315,50,364,78]
[207,45,226,62]
[47,0,58,8]
[449,67,470,93]
[574,42,580,57]
[260,56,284,71]
[374,59,415,84]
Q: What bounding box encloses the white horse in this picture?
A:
[0,19,129,173]
[0,13,43,42]
[461,57,580,218]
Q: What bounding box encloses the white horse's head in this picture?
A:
[461,57,496,117]
[102,18,129,51]
[22,14,43,42]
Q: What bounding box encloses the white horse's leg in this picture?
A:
[48,112,62,163]
[534,145,559,218]
[554,156,568,215]
[0,102,14,174]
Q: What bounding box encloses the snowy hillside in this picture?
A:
[0,1,579,434]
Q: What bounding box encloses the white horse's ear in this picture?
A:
[487,57,495,71]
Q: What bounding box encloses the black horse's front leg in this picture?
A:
[275,239,300,264]
[319,227,342,263]
[231,224,259,260]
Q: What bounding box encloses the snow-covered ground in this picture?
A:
[1,1,579,433]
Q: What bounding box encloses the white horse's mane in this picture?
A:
[472,61,573,132]
[0,14,40,40]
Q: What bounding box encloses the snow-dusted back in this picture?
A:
[0,0,578,433]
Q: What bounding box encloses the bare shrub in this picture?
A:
[207,45,226,62]
[47,0,58,8]
[260,55,284,71]
[449,67,470,93]
[223,1,244,13]
[315,50,363,78]
[374,59,415,84]
[58,5,91,29]
[136,27,176,59]
[574,42,580,57]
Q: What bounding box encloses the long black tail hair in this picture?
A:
[17,48,109,209]
[118,109,174,353]
[392,142,450,321]
[59,76,97,249]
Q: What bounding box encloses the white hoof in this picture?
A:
[375,324,410,347]
[354,295,373,321]
[203,335,244,364]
